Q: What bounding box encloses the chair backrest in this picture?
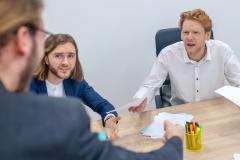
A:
[156,28,181,56]
[154,27,214,108]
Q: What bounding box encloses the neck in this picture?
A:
[188,45,207,62]
[0,39,30,93]
[46,71,63,85]
[0,65,27,92]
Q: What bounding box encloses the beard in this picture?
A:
[48,63,74,80]
[15,39,38,93]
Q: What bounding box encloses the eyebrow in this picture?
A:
[53,52,76,55]
[68,52,76,55]
[53,52,64,55]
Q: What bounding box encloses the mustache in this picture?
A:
[47,63,75,79]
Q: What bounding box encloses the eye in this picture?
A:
[68,53,76,58]
[54,54,63,59]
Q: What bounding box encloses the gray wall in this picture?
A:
[43,0,240,119]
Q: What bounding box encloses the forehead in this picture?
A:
[182,19,205,32]
[51,42,76,54]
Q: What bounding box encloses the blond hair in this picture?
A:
[179,9,212,32]
[0,0,43,47]
[34,34,84,80]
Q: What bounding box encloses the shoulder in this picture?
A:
[207,40,233,52]
[0,88,90,156]
[157,41,184,61]
[160,41,184,55]
[30,77,45,90]
[28,92,88,125]
[207,40,235,59]
[30,77,43,85]
[64,79,90,88]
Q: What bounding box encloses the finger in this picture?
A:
[106,121,117,129]
[128,107,135,112]
[143,98,147,104]
[109,132,118,141]
[141,98,147,106]
[136,98,147,112]
[162,136,167,144]
[114,116,121,122]
[117,116,121,120]
[133,106,142,112]
[164,120,173,131]
[129,98,147,112]
[113,116,121,121]
[163,132,169,143]
[106,128,118,141]
[132,106,138,112]
[135,105,144,112]
[131,106,140,112]
[107,117,118,124]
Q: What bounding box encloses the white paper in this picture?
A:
[215,86,240,107]
[141,112,194,139]
[233,153,240,160]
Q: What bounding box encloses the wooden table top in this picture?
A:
[91,98,240,160]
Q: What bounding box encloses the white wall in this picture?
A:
[43,0,240,119]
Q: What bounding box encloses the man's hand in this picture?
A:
[162,120,184,143]
[128,98,147,113]
[104,116,121,140]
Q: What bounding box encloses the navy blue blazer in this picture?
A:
[30,78,117,124]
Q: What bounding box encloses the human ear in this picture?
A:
[14,26,33,57]
[205,31,211,40]
[44,56,49,65]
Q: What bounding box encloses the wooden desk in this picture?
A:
[91,98,240,160]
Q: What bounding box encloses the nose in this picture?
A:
[61,56,69,66]
[187,32,194,40]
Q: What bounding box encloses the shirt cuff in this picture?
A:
[133,87,154,104]
[133,87,149,99]
[104,113,116,122]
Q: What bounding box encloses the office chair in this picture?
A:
[154,27,214,108]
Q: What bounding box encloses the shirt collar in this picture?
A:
[45,80,63,91]
[205,41,212,61]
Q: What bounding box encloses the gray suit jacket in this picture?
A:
[0,83,183,160]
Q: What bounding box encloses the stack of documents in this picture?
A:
[141,112,194,139]
[215,86,240,107]
[233,153,240,160]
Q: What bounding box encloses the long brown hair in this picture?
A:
[34,34,84,80]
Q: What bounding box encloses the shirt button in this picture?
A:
[196,78,198,80]
[197,90,199,92]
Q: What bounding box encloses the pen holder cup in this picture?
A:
[185,131,202,151]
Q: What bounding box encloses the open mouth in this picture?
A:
[186,43,196,47]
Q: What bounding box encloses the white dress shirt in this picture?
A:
[46,80,66,98]
[134,40,240,106]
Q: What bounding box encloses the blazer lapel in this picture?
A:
[38,81,48,94]
[63,79,74,96]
